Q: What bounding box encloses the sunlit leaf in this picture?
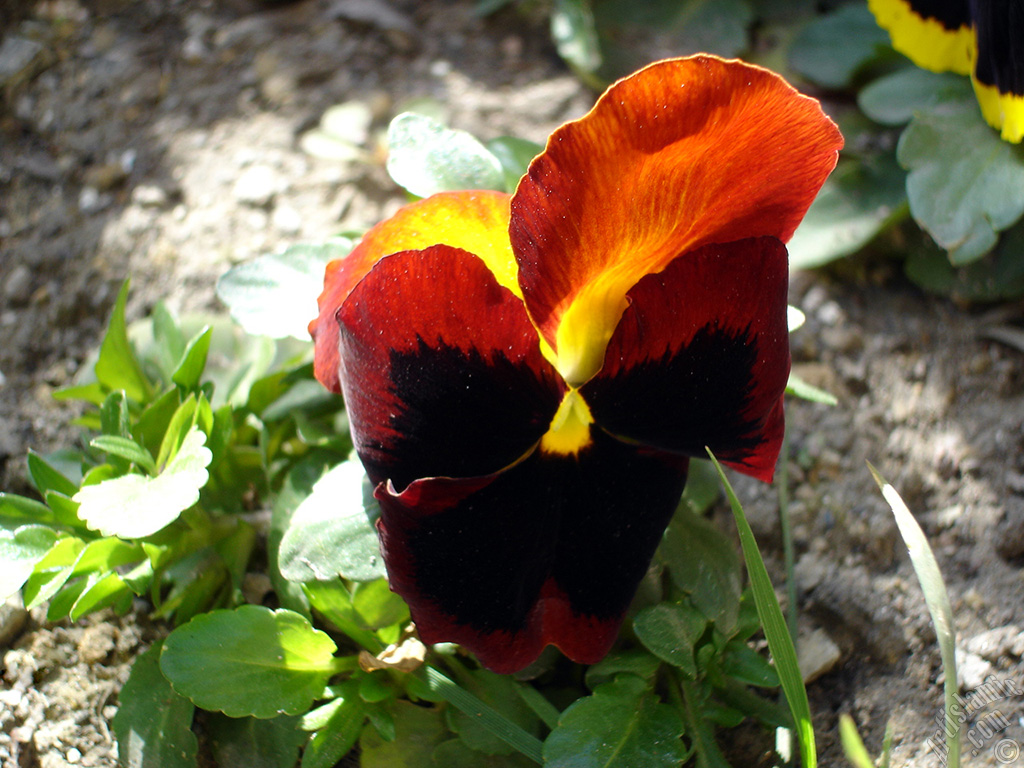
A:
[278,459,385,583]
[95,280,153,403]
[544,676,686,768]
[89,435,158,475]
[552,0,601,78]
[160,606,339,718]
[217,240,354,341]
[386,112,504,197]
[113,642,198,768]
[0,525,60,600]
[172,326,213,390]
[301,682,366,768]
[26,451,79,497]
[74,426,212,538]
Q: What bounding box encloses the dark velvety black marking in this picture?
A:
[971,0,1024,93]
[582,324,763,459]
[397,431,687,633]
[910,0,972,30]
[363,336,561,492]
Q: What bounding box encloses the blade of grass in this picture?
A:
[707,449,816,768]
[867,463,959,768]
[417,664,543,764]
[839,714,875,768]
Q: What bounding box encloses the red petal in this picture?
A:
[311,191,513,392]
[337,245,561,490]
[582,237,790,482]
[375,430,688,673]
[510,55,842,384]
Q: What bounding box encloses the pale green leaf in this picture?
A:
[216,240,353,340]
[74,426,212,538]
[0,525,60,600]
[386,112,504,197]
[160,606,338,719]
[788,4,890,89]
[633,603,706,677]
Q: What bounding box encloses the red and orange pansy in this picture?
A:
[310,55,843,674]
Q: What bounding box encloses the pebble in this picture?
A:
[798,627,842,683]
[956,648,994,691]
[963,625,1023,662]
[0,35,50,90]
[232,164,279,207]
[131,184,169,208]
[0,595,28,649]
[4,264,32,305]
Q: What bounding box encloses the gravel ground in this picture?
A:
[2,1,1023,766]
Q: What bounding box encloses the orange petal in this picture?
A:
[310,190,513,392]
[510,55,843,385]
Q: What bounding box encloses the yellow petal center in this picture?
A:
[540,389,594,456]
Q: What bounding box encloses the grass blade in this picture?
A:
[867,463,959,768]
[707,449,816,767]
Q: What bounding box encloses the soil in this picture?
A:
[1,1,1023,767]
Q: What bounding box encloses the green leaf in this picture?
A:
[485,136,543,192]
[788,4,891,89]
[278,459,385,583]
[112,641,199,768]
[22,536,84,608]
[301,683,366,768]
[433,739,536,768]
[70,570,132,620]
[160,606,339,718]
[904,223,1024,301]
[0,525,60,600]
[208,712,307,768]
[26,451,79,497]
[152,301,188,383]
[858,68,973,126]
[898,104,1024,264]
[633,603,706,678]
[551,0,601,78]
[172,326,213,390]
[89,435,158,475]
[839,714,876,768]
[351,578,410,631]
[386,112,505,197]
[786,372,839,406]
[74,426,212,538]
[543,677,687,768]
[660,505,741,634]
[584,649,662,690]
[360,701,448,768]
[216,240,353,340]
[788,154,908,270]
[95,280,154,403]
[707,451,816,768]
[302,580,382,653]
[445,670,541,756]
[101,390,132,439]
[720,639,779,688]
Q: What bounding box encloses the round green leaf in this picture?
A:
[858,67,973,126]
[208,712,306,768]
[788,4,890,89]
[279,459,385,583]
[543,678,687,768]
[160,606,338,718]
[386,112,504,198]
[633,603,707,677]
[74,426,212,539]
[216,239,354,340]
[898,103,1024,264]
[113,641,199,768]
[360,701,448,768]
[788,154,908,270]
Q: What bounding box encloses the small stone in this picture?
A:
[4,264,32,304]
[77,623,116,664]
[0,595,28,648]
[964,626,1023,662]
[232,164,279,207]
[798,628,842,683]
[272,203,302,234]
[66,746,81,763]
[0,36,50,90]
[131,184,169,208]
[956,648,994,691]
[78,186,111,213]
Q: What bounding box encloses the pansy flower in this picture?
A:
[868,0,1024,143]
[311,55,842,674]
